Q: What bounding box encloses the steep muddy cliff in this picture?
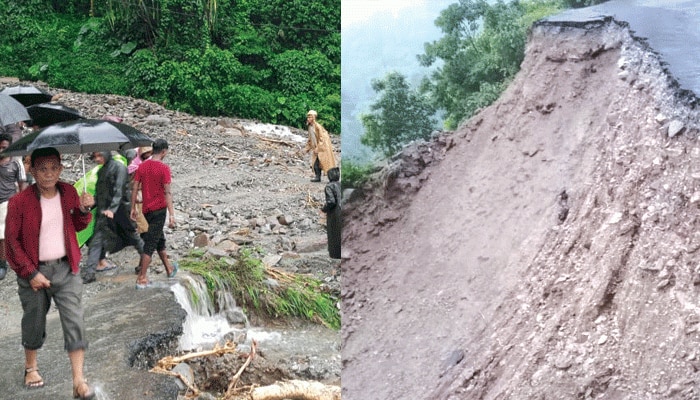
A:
[342,17,700,400]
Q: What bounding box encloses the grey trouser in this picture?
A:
[17,258,87,351]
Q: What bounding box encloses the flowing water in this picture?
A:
[171,275,247,351]
[170,273,341,384]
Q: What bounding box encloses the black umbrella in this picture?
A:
[0,94,30,126]
[0,85,53,107]
[27,103,84,128]
[1,119,154,189]
[2,119,154,157]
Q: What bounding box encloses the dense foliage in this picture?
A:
[561,0,607,7]
[419,0,562,130]
[340,159,376,189]
[0,0,340,133]
[360,72,437,158]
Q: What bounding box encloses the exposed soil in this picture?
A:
[342,18,700,399]
[0,76,341,398]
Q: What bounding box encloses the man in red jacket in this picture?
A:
[5,147,97,399]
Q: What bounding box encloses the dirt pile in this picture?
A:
[342,18,700,399]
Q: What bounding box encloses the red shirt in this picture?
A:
[5,182,91,279]
[133,159,172,214]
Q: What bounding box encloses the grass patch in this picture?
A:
[180,247,340,330]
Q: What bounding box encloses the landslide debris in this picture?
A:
[342,18,700,400]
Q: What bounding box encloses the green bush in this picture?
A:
[560,0,607,8]
[270,50,335,95]
[181,248,340,330]
[341,159,376,189]
[0,0,340,134]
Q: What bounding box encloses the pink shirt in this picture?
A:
[127,156,142,174]
[39,193,67,261]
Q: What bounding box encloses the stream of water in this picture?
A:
[169,273,341,385]
[170,275,247,351]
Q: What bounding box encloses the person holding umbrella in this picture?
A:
[5,147,96,398]
[0,133,28,280]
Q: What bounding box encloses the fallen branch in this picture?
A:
[222,145,239,154]
[225,340,257,396]
[150,341,239,396]
[306,190,322,209]
[226,380,341,400]
[260,137,296,147]
[153,341,238,370]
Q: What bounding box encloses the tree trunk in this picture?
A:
[233,380,340,400]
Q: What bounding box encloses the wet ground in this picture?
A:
[0,266,183,400]
[0,258,340,399]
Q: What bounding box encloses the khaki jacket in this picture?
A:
[305,121,337,172]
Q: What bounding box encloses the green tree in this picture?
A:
[360,72,437,158]
[561,0,607,8]
[419,0,561,129]
[0,0,340,133]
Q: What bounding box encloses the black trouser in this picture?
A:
[313,158,321,180]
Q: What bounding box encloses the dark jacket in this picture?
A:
[94,152,137,252]
[322,180,341,259]
[95,151,131,215]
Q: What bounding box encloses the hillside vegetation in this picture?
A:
[0,0,339,133]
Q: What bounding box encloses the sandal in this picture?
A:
[24,367,45,389]
[73,379,95,399]
[96,260,117,272]
[135,280,152,289]
[167,261,179,279]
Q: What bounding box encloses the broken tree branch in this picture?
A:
[226,380,341,400]
[225,340,257,396]
[259,137,296,147]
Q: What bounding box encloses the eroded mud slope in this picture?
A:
[343,18,700,400]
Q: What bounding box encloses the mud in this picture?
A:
[342,17,700,400]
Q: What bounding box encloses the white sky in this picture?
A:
[342,0,429,27]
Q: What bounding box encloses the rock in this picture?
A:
[206,247,229,258]
[222,328,247,344]
[668,120,685,137]
[193,233,210,248]
[265,278,280,288]
[145,114,171,126]
[214,239,239,254]
[172,362,195,390]
[277,214,294,225]
[223,310,248,327]
[263,254,282,267]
